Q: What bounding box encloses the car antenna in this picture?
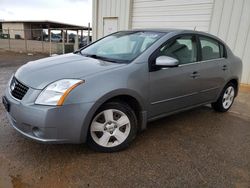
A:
[194,26,197,31]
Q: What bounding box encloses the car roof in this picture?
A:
[126,28,226,45]
[130,28,209,35]
[131,28,185,33]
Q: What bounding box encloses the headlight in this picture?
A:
[35,79,84,106]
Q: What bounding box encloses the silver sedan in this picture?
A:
[2,29,242,152]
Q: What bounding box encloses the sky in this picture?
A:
[0,0,92,26]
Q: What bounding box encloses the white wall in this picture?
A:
[209,0,250,84]
[92,0,132,41]
[2,23,25,39]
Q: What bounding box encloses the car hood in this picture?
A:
[15,53,126,89]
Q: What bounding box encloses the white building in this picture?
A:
[92,0,250,84]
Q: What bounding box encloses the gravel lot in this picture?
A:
[0,51,250,188]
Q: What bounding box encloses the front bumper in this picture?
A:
[3,86,94,144]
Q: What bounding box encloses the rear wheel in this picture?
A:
[87,102,137,152]
[212,83,236,112]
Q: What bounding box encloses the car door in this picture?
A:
[196,35,230,102]
[148,34,202,118]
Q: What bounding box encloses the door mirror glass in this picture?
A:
[155,56,179,67]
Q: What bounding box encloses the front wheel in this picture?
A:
[212,83,236,112]
[87,102,137,152]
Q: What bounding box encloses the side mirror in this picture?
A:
[155,56,179,68]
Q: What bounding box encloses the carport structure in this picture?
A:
[1,20,91,41]
[41,20,91,44]
[41,20,92,54]
[1,20,92,54]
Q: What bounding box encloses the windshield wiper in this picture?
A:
[83,54,101,59]
[82,54,128,64]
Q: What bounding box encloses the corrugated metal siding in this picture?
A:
[132,0,214,31]
[92,0,250,84]
[92,0,132,40]
[209,0,250,84]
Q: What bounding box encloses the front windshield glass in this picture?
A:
[80,31,164,63]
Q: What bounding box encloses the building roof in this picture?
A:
[0,20,91,30]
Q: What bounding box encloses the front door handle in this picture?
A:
[190,71,200,79]
[222,65,228,71]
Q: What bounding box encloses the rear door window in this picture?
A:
[199,36,223,61]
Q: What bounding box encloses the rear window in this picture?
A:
[199,36,226,61]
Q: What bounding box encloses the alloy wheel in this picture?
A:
[222,86,235,109]
[90,109,131,148]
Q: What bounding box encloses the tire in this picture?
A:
[87,101,137,152]
[212,82,236,112]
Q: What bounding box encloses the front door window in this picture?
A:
[158,35,197,65]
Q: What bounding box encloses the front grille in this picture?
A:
[10,77,29,100]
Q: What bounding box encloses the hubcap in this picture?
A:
[90,109,131,148]
[222,86,235,109]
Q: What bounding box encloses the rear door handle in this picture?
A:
[222,65,228,71]
[190,71,200,79]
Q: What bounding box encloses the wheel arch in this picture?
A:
[216,77,239,100]
[79,89,147,143]
[227,78,239,96]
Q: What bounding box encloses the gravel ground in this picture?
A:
[0,51,250,188]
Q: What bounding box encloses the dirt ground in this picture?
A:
[0,51,250,188]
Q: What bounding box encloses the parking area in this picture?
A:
[0,51,249,188]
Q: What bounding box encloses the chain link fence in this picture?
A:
[0,28,91,55]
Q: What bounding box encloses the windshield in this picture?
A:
[80,31,164,63]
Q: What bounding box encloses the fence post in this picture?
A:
[7,28,10,50]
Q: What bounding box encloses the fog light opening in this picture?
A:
[32,127,43,138]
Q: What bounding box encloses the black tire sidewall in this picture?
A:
[87,101,137,152]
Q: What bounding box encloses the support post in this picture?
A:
[66,30,69,43]
[7,28,10,50]
[74,30,79,51]
[62,30,65,54]
[24,29,28,53]
[41,30,44,53]
[80,30,83,42]
[87,22,90,45]
[49,29,52,56]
